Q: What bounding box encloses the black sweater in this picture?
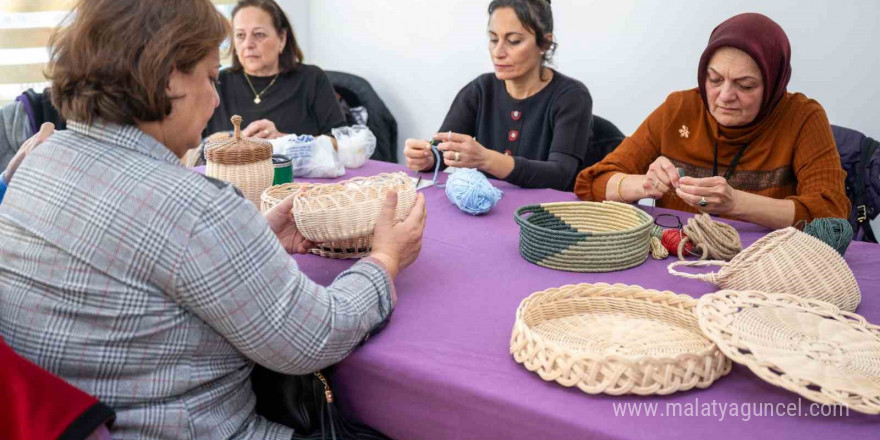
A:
[205,64,346,137]
[438,70,595,191]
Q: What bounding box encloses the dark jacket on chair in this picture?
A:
[326,71,398,163]
[831,124,879,242]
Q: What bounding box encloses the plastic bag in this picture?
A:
[269,134,345,178]
[332,125,377,169]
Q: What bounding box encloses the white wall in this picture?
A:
[290,0,879,163]
[276,0,310,57]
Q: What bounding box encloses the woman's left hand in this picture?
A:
[5,122,54,182]
[434,131,489,170]
[675,176,741,215]
[242,119,285,139]
[263,190,314,254]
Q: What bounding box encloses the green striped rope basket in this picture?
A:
[514,201,654,272]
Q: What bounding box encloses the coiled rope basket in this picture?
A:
[291,172,416,259]
[205,115,274,207]
[514,201,653,272]
[510,283,732,396]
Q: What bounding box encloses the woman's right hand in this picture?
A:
[370,191,427,279]
[242,119,285,139]
[642,155,681,199]
[403,138,435,172]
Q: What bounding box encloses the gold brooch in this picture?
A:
[679,125,690,138]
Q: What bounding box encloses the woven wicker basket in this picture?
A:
[261,182,371,258]
[261,182,309,213]
[205,115,274,207]
[291,172,416,259]
[697,290,880,414]
[511,283,731,395]
[514,201,653,272]
[668,227,861,312]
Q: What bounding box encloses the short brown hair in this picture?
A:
[48,0,231,125]
[230,0,304,73]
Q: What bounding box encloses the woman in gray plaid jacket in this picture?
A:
[0,0,426,439]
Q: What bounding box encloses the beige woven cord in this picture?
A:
[678,214,742,261]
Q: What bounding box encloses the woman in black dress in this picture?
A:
[404,0,613,191]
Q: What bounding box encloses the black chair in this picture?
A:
[591,114,625,161]
[831,124,879,242]
[326,71,398,164]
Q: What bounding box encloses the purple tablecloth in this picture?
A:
[201,161,880,439]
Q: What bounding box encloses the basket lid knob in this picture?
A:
[231,115,243,141]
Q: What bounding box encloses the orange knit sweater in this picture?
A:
[574,89,849,224]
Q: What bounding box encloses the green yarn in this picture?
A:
[803,218,853,255]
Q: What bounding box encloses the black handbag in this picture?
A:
[251,365,390,440]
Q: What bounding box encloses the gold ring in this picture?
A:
[454,151,461,162]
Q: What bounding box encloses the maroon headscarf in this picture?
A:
[697,13,792,126]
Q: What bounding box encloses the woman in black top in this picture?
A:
[204,0,345,139]
[404,0,597,191]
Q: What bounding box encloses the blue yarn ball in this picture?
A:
[444,168,503,215]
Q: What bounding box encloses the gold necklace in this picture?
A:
[243,72,279,104]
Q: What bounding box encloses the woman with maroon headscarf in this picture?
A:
[574,13,849,229]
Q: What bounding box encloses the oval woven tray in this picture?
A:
[511,283,731,396]
[293,172,416,243]
[668,227,861,312]
[514,201,653,272]
[697,290,880,414]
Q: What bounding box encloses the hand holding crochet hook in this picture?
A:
[640,155,740,216]
[675,175,740,215]
[642,156,682,199]
[434,131,515,179]
[403,138,437,172]
[406,132,489,171]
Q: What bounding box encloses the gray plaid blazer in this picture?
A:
[0,121,394,439]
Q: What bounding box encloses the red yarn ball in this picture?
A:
[661,229,694,256]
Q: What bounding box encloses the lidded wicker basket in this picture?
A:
[514,201,653,272]
[668,227,861,312]
[697,290,880,414]
[205,115,274,206]
[510,283,731,395]
[291,172,416,259]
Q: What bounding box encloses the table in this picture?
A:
[281,161,879,440]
